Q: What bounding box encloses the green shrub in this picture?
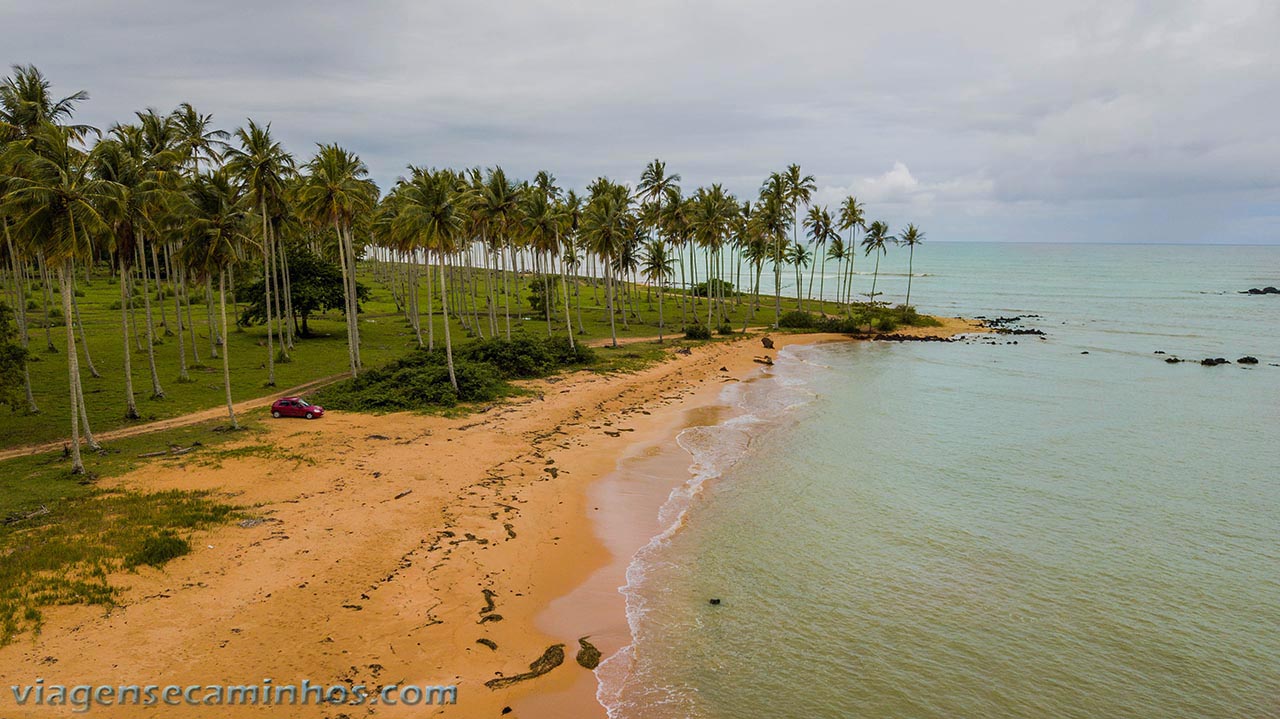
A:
[25,300,37,312]
[127,532,191,568]
[73,288,85,298]
[313,335,594,412]
[717,323,735,336]
[684,325,712,340]
[691,279,735,298]
[779,311,817,329]
[107,300,122,311]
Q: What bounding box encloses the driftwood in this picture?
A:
[3,505,49,526]
[138,444,199,458]
[753,356,774,366]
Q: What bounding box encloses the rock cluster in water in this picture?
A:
[975,316,1047,336]
[1240,286,1279,295]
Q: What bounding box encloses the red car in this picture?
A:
[270,396,326,420]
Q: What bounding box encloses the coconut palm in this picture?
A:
[837,196,865,309]
[783,164,816,303]
[224,120,294,385]
[391,167,464,391]
[182,169,246,428]
[897,223,925,310]
[803,205,838,308]
[862,220,890,305]
[789,241,811,310]
[641,239,674,341]
[581,178,631,347]
[295,143,377,376]
[756,176,791,327]
[3,122,114,472]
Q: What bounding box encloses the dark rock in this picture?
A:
[1241,286,1280,295]
[1237,356,1259,364]
[502,707,512,714]
[576,637,602,670]
[1165,357,1183,364]
[761,336,775,349]
[709,598,721,605]
[1081,351,1089,355]
[1154,350,1165,354]
[1200,357,1231,366]
[719,366,729,372]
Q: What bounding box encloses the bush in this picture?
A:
[127,532,191,568]
[73,288,85,298]
[25,300,38,311]
[691,279,734,298]
[107,300,123,311]
[778,311,817,329]
[717,323,735,336]
[313,335,595,412]
[684,325,712,340]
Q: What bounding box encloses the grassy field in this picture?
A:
[2,261,883,449]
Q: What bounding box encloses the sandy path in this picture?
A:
[0,321,982,718]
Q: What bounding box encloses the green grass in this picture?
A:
[4,263,924,449]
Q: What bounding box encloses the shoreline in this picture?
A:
[0,321,980,718]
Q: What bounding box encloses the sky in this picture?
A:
[3,0,1278,244]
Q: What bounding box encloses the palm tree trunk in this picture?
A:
[118,254,140,419]
[426,252,435,351]
[905,244,915,310]
[151,241,170,335]
[440,256,458,392]
[261,201,275,385]
[58,260,85,473]
[281,247,296,349]
[173,264,190,382]
[38,249,56,352]
[503,244,514,340]
[205,277,219,356]
[333,221,357,377]
[773,237,782,328]
[342,224,362,368]
[606,262,618,347]
[870,253,881,305]
[219,271,238,429]
[70,277,100,378]
[558,239,575,350]
[137,234,165,398]
[657,281,665,342]
[818,251,828,313]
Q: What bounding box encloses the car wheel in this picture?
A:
[272,410,281,418]
[305,412,314,420]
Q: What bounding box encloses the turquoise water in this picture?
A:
[600,243,1280,718]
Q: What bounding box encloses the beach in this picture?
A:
[0,319,979,718]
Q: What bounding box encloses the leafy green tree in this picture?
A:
[237,244,367,336]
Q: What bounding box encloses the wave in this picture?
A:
[596,346,823,718]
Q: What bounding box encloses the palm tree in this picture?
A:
[837,196,865,309]
[474,167,521,340]
[295,143,377,377]
[641,239,675,341]
[825,237,846,308]
[789,241,811,310]
[783,163,816,304]
[862,220,890,305]
[391,167,464,391]
[224,120,294,385]
[803,205,837,308]
[581,178,631,348]
[897,223,925,310]
[2,66,95,413]
[3,122,114,473]
[182,169,246,428]
[755,176,790,327]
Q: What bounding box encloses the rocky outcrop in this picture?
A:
[1240,286,1280,295]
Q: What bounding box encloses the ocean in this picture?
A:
[597,243,1280,718]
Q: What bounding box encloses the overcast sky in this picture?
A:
[4,0,1278,243]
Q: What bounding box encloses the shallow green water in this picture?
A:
[600,243,1280,718]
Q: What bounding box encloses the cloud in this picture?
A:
[2,0,1277,243]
